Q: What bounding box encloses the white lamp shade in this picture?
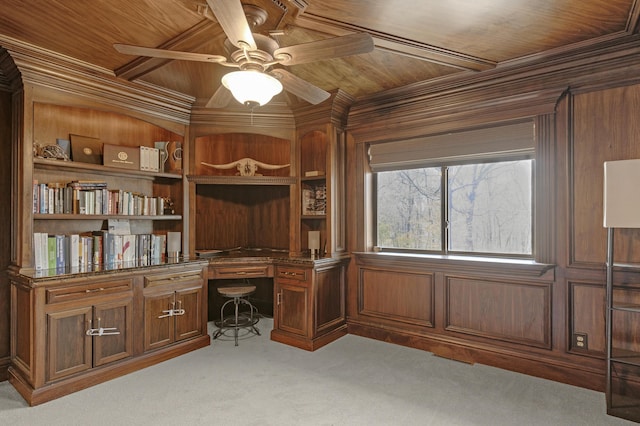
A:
[222,70,283,107]
[603,159,640,228]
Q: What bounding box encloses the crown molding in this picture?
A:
[0,35,194,125]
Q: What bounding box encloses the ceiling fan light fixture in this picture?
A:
[222,70,283,107]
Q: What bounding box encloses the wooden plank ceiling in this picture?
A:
[0,0,638,108]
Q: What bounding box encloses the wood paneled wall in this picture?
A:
[346,42,640,391]
[0,89,12,380]
[195,184,290,250]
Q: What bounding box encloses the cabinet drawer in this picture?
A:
[276,266,310,283]
[144,271,202,288]
[210,265,272,279]
[46,279,132,304]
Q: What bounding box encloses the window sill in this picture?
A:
[354,251,555,280]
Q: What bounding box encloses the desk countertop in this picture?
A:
[198,247,346,266]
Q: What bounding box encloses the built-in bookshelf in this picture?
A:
[24,104,186,275]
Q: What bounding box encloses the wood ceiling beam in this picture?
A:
[294,13,496,72]
[627,0,640,32]
[115,20,225,81]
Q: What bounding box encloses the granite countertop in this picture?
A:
[13,257,208,281]
[197,247,344,266]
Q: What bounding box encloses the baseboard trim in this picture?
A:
[271,324,348,351]
[9,335,210,406]
[347,320,605,392]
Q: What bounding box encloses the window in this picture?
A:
[370,122,535,257]
[376,160,533,256]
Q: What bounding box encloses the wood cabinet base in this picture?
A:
[9,335,209,406]
[270,324,347,351]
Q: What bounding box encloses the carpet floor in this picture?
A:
[0,318,635,425]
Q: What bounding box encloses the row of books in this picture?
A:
[33,180,166,216]
[33,231,169,272]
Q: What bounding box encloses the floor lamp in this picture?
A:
[603,158,640,419]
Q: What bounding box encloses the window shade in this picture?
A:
[368,121,535,172]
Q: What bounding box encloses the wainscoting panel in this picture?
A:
[569,281,605,355]
[445,276,551,348]
[359,268,434,327]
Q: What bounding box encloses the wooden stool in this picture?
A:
[212,284,260,346]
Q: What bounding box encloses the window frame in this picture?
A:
[373,156,535,259]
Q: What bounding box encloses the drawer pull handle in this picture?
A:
[85,287,105,293]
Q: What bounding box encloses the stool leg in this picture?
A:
[239,298,261,336]
[213,299,233,340]
[234,296,239,346]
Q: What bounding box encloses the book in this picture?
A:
[69,234,80,271]
[93,233,103,266]
[34,232,45,270]
[55,234,66,274]
[102,231,115,267]
[121,234,137,266]
[304,170,325,177]
[47,235,56,271]
[113,234,123,268]
[140,146,150,171]
[149,147,160,172]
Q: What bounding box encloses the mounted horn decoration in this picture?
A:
[113,0,374,108]
[202,158,290,176]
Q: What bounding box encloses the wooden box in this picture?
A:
[103,144,140,170]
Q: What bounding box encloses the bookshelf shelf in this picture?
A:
[34,214,182,220]
[34,158,182,180]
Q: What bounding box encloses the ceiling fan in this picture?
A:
[114,0,374,108]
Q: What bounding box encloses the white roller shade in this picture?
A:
[603,159,640,228]
[368,121,535,172]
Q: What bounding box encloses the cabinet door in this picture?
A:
[93,298,133,367]
[276,281,310,337]
[144,292,176,351]
[47,306,92,382]
[175,287,203,342]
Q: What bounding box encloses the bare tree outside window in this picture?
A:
[448,160,532,255]
[377,168,441,250]
[376,159,532,256]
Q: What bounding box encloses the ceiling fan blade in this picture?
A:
[271,69,330,105]
[206,0,256,50]
[274,32,374,66]
[114,43,227,63]
[206,85,233,108]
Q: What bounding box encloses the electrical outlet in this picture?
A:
[573,332,588,350]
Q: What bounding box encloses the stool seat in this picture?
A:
[213,282,260,346]
[217,285,256,298]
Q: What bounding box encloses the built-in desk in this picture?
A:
[201,248,349,351]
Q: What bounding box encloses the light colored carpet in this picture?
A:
[0,318,634,426]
